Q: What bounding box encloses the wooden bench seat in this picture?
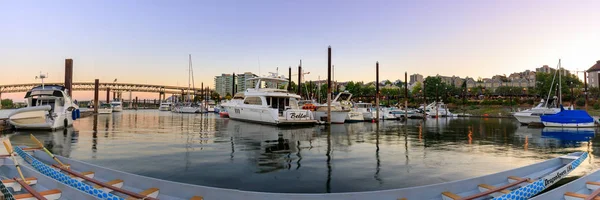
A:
[69,171,94,181]
[564,192,600,200]
[2,177,37,191]
[95,179,124,193]
[14,189,62,200]
[478,183,511,197]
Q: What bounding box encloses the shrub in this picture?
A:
[575,98,586,107]
[594,102,600,110]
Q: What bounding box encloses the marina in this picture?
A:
[2,1,600,199]
[1,110,598,195]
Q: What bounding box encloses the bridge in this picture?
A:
[0,82,203,94]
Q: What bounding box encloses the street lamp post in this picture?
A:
[570,81,574,106]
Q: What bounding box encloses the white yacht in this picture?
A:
[423,101,456,117]
[353,102,374,121]
[372,107,398,120]
[513,98,560,125]
[173,103,200,113]
[8,85,79,130]
[223,73,317,126]
[110,100,123,112]
[206,100,216,113]
[158,102,172,111]
[314,92,364,123]
[97,103,113,114]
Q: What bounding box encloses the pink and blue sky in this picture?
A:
[1,0,600,100]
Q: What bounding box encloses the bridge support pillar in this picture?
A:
[106,88,111,103]
[65,59,73,97]
[94,79,99,113]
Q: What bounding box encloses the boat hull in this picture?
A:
[29,149,586,200]
[97,108,113,114]
[159,106,171,111]
[174,106,200,113]
[226,105,315,125]
[314,111,348,124]
[542,121,595,128]
[531,168,600,200]
[513,113,541,125]
[346,111,365,122]
[8,105,73,130]
[112,106,123,112]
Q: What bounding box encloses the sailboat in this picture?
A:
[173,54,200,113]
[539,59,595,127]
[513,61,561,125]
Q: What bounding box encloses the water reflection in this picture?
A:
[5,111,600,193]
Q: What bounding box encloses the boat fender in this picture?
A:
[72,111,77,120]
[64,119,68,128]
[76,109,81,119]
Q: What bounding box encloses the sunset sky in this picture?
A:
[1,0,600,100]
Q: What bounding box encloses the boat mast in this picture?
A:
[36,72,47,89]
[545,61,559,108]
[188,54,192,103]
[558,59,562,105]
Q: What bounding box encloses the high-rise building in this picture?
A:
[214,74,234,97]
[409,74,424,84]
[236,72,258,92]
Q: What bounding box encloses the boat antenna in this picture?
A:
[188,54,192,103]
[258,56,261,77]
[35,72,47,89]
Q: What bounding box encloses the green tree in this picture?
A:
[1,99,14,109]
[411,82,422,96]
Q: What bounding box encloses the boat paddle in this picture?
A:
[30,134,69,168]
[3,139,28,184]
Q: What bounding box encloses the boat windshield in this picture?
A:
[110,103,121,106]
[356,103,372,108]
[100,104,112,108]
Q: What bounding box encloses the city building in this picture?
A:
[587,60,600,88]
[409,74,423,84]
[214,74,234,97]
[236,72,258,92]
[536,65,571,76]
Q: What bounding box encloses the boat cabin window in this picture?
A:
[356,104,372,108]
[244,97,263,105]
[266,96,294,113]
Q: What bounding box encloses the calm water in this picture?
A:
[4,110,600,193]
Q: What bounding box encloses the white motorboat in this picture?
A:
[391,108,416,119]
[224,72,317,126]
[372,107,398,120]
[8,85,79,130]
[423,101,456,117]
[206,100,216,113]
[513,98,560,125]
[97,103,113,114]
[353,102,374,121]
[314,107,350,124]
[159,102,172,111]
[173,103,200,113]
[332,92,364,122]
[110,100,123,112]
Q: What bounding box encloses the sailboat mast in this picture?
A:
[188,54,191,102]
[559,59,562,105]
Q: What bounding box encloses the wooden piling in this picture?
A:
[0,92,2,109]
[232,73,236,95]
[423,81,427,119]
[585,71,588,111]
[298,61,302,96]
[404,71,408,120]
[106,88,111,103]
[327,46,332,124]
[135,97,139,109]
[94,79,99,113]
[376,62,380,122]
[65,59,73,97]
[288,67,292,91]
